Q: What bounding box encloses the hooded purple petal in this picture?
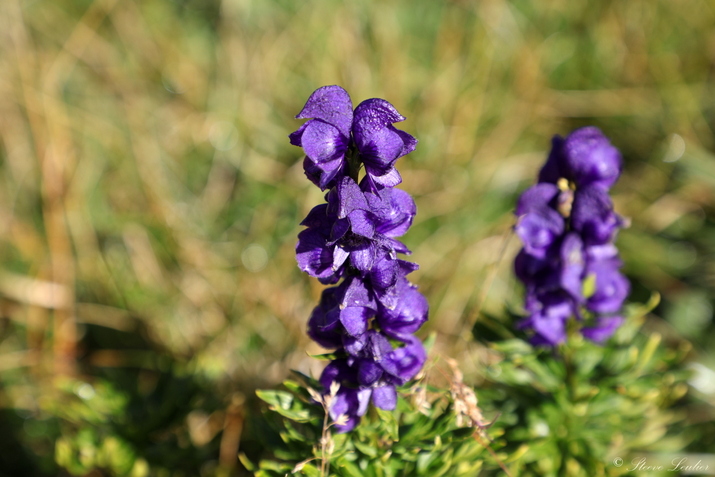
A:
[377,279,429,339]
[561,127,622,190]
[300,120,349,165]
[537,135,566,184]
[296,85,354,139]
[380,336,426,385]
[571,186,623,245]
[372,384,398,411]
[353,99,416,177]
[363,185,417,238]
[307,287,343,349]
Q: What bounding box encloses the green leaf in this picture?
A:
[307,351,342,361]
[256,389,294,409]
[238,452,256,472]
[376,407,399,441]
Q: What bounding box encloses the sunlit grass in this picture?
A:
[1,0,714,474]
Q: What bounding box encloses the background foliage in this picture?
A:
[0,0,714,475]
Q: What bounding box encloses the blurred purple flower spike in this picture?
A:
[515,127,629,345]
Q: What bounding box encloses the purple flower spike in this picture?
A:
[293,86,425,431]
[515,127,628,345]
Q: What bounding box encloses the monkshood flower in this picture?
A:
[292,86,427,432]
[514,127,629,345]
[289,85,417,191]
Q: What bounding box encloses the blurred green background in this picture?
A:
[1,0,714,475]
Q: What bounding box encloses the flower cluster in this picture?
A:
[292,86,427,432]
[514,127,630,345]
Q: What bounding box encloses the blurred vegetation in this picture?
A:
[0,0,714,475]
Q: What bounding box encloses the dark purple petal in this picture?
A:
[307,287,342,349]
[519,292,574,346]
[537,135,566,184]
[582,315,624,343]
[585,260,629,314]
[289,122,309,147]
[335,177,370,218]
[300,204,331,228]
[363,165,403,191]
[348,210,376,238]
[561,127,622,189]
[377,279,429,339]
[515,210,565,258]
[332,245,350,271]
[320,359,355,389]
[302,156,346,190]
[340,276,377,309]
[395,128,418,157]
[515,183,560,216]
[369,251,400,290]
[350,241,377,273]
[559,233,585,301]
[343,333,367,356]
[571,186,623,245]
[372,385,397,411]
[514,185,565,257]
[340,306,371,337]
[330,388,372,433]
[353,99,416,174]
[296,85,354,139]
[357,359,383,386]
[329,218,350,243]
[296,228,342,284]
[380,336,426,384]
[300,120,349,164]
[364,186,416,238]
